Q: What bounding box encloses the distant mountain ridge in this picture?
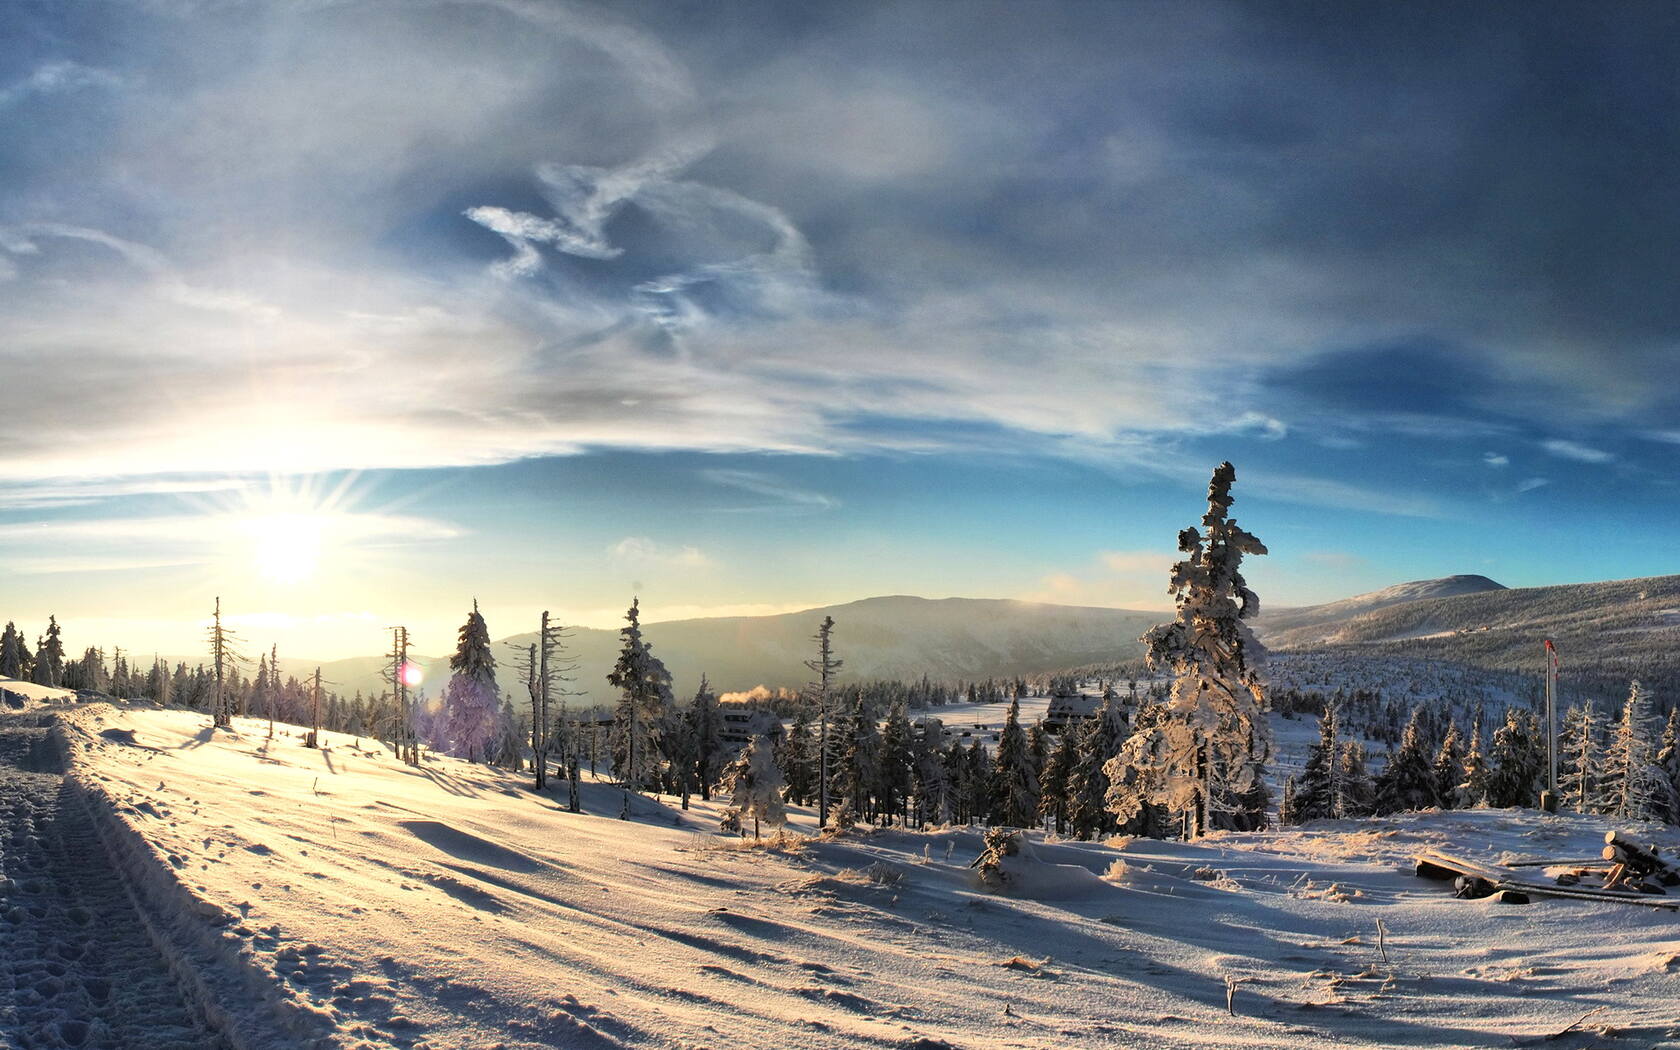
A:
[1259,574,1680,696]
[292,596,1164,706]
[275,573,1680,706]
[1257,575,1508,646]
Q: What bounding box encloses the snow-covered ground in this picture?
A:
[9,700,1678,1050]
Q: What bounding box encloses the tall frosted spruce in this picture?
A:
[606,598,674,816]
[1106,462,1271,838]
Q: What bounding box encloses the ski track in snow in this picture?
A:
[0,716,212,1050]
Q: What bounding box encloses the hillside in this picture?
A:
[297,596,1163,705]
[1257,575,1508,643]
[26,701,1680,1050]
[1261,574,1680,699]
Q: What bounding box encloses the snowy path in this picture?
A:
[0,715,214,1050]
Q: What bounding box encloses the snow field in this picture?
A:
[39,702,1680,1050]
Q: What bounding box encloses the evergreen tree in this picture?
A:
[1656,707,1680,825]
[659,690,698,809]
[449,599,498,688]
[1458,722,1491,807]
[41,616,65,688]
[606,598,673,805]
[878,700,914,826]
[1291,706,1341,822]
[991,698,1040,828]
[1069,694,1126,838]
[689,675,726,801]
[1278,776,1298,825]
[910,717,949,827]
[831,693,881,828]
[1603,681,1667,821]
[719,735,787,839]
[780,710,817,805]
[1372,708,1438,814]
[441,602,503,761]
[1337,740,1374,818]
[1107,463,1270,837]
[1486,708,1545,809]
[962,737,992,827]
[1431,724,1465,811]
[1558,703,1604,814]
[1,622,23,679]
[1037,724,1078,834]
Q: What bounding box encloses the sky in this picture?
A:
[3,1,1679,662]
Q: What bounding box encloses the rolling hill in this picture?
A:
[292,596,1164,706]
[1258,574,1680,698]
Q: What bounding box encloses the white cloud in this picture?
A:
[608,537,711,568]
[1516,477,1551,494]
[1483,452,1509,467]
[1541,439,1614,464]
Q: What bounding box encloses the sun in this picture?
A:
[246,511,325,585]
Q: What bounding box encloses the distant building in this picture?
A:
[1043,693,1100,733]
[718,702,785,752]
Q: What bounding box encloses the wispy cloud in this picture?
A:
[608,536,711,568]
[1541,439,1615,464]
[701,470,838,513]
[1516,477,1551,494]
[1483,452,1509,468]
[0,61,123,112]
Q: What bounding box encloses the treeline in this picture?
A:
[1282,679,1680,827]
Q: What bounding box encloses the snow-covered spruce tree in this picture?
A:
[1106,462,1270,838]
[1069,693,1127,839]
[1603,680,1668,821]
[606,598,674,808]
[41,616,65,688]
[441,601,502,761]
[689,675,726,801]
[0,622,22,679]
[1431,724,1466,811]
[1657,707,1680,825]
[492,698,525,770]
[960,737,993,826]
[659,690,698,809]
[779,709,816,805]
[831,693,882,829]
[1336,740,1375,818]
[719,734,787,840]
[1457,722,1491,808]
[1558,702,1604,815]
[1037,722,1078,834]
[1291,706,1340,822]
[991,698,1040,828]
[1278,776,1298,825]
[1486,708,1545,809]
[1372,707,1439,815]
[878,700,915,827]
[910,717,949,827]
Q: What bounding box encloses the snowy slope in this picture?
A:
[37,701,1680,1050]
[0,676,77,708]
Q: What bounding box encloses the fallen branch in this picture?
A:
[1225,975,1256,1016]
[1549,1005,1607,1040]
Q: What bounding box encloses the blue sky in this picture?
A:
[2,1,1678,659]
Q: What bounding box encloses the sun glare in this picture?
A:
[247,512,325,585]
[402,662,424,687]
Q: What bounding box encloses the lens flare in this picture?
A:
[402,662,424,687]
